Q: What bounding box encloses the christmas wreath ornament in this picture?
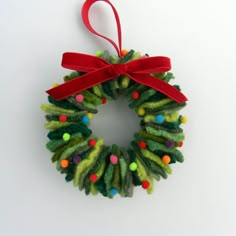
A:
[41,0,188,198]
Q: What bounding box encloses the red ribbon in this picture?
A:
[46,0,187,103]
[82,0,122,57]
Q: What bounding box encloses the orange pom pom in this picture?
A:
[162,155,171,164]
[60,159,69,168]
[121,49,128,56]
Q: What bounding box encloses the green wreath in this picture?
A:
[41,50,187,198]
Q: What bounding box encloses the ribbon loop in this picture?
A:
[82,0,122,57]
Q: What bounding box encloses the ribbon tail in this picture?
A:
[128,73,188,104]
[46,65,116,101]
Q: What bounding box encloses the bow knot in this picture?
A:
[112,64,128,76]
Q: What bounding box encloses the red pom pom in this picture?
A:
[179,141,184,147]
[139,141,147,149]
[89,174,98,183]
[89,139,97,147]
[101,97,107,104]
[132,91,140,100]
[59,115,67,122]
[142,180,150,189]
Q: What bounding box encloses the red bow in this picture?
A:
[46,52,187,103]
[46,0,187,103]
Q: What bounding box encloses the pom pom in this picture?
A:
[142,180,150,189]
[73,156,81,164]
[63,133,71,141]
[89,139,96,147]
[110,188,118,196]
[165,140,175,148]
[101,97,107,104]
[155,114,164,124]
[178,141,184,147]
[129,162,138,171]
[89,174,98,183]
[139,141,147,149]
[110,154,118,164]
[59,115,67,122]
[82,115,90,124]
[132,91,140,100]
[87,113,93,119]
[52,83,59,88]
[162,155,171,164]
[60,159,69,168]
[121,49,128,56]
[180,116,188,124]
[96,50,103,57]
[138,108,145,116]
[75,94,84,102]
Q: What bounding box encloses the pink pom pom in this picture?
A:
[110,154,118,165]
[75,94,84,102]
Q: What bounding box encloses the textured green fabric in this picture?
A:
[119,158,128,197]
[50,137,88,162]
[147,140,184,163]
[45,111,87,122]
[104,164,115,198]
[48,96,78,111]
[73,139,104,188]
[146,102,186,114]
[145,126,184,142]
[129,89,156,109]
[47,124,92,140]
[46,133,83,152]
[82,90,102,105]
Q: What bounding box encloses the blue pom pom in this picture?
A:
[155,115,164,124]
[82,116,90,124]
[110,188,118,196]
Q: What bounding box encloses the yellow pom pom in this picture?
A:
[52,83,59,88]
[121,76,130,88]
[87,113,93,119]
[138,108,145,116]
[180,116,188,124]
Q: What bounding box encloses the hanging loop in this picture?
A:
[82,0,122,57]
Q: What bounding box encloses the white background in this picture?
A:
[1,0,236,235]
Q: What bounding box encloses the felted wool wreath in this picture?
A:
[41,0,188,198]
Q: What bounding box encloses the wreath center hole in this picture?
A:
[90,97,141,147]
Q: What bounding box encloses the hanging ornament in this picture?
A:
[41,0,188,198]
